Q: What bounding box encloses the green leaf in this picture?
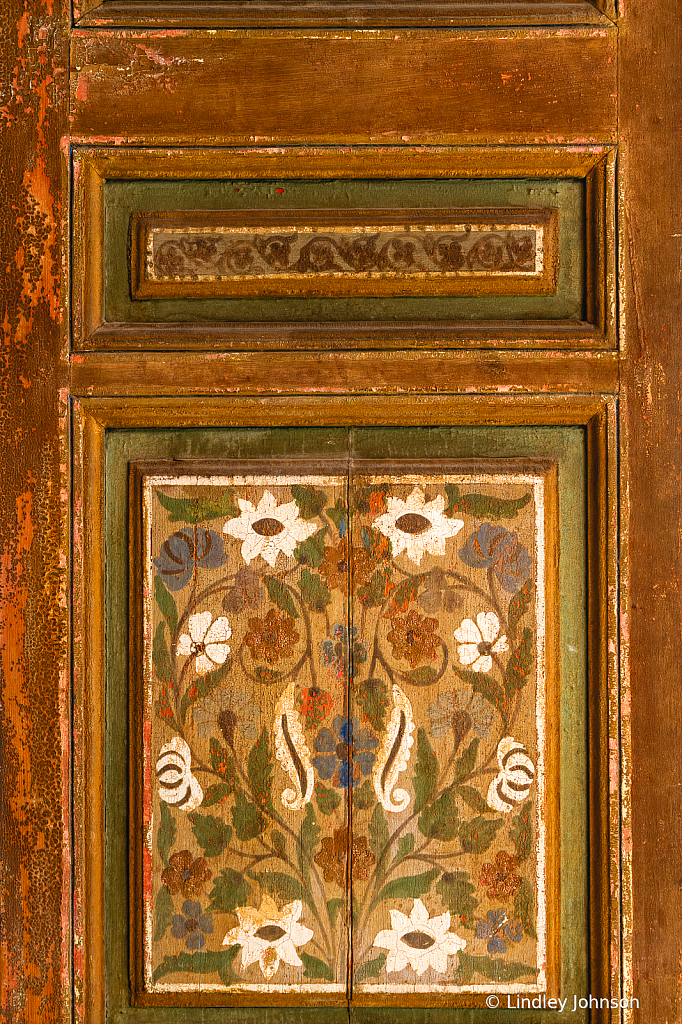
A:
[180,659,230,725]
[435,871,478,928]
[508,578,533,641]
[292,484,328,520]
[355,676,391,733]
[390,575,424,613]
[458,815,504,854]
[413,727,439,813]
[264,576,298,618]
[254,665,283,686]
[189,812,232,858]
[391,833,415,867]
[207,868,251,914]
[418,789,459,841]
[152,621,171,686]
[293,528,328,568]
[456,785,492,814]
[299,568,332,613]
[300,951,334,981]
[374,867,440,908]
[152,948,243,986]
[369,803,390,872]
[209,738,237,788]
[247,869,313,910]
[357,568,392,608]
[154,576,178,638]
[452,737,480,785]
[327,897,345,930]
[354,952,387,984]
[248,728,273,812]
[514,877,537,939]
[231,789,266,841]
[202,783,234,807]
[315,783,341,815]
[454,666,507,720]
[326,499,347,532]
[156,489,239,523]
[510,801,533,863]
[406,665,438,686]
[504,627,534,696]
[157,802,176,867]
[444,484,532,521]
[154,885,174,941]
[271,830,287,860]
[298,803,321,886]
[353,778,376,810]
[458,951,537,983]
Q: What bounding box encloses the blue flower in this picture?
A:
[171,900,214,950]
[321,625,368,680]
[312,716,378,788]
[475,909,523,955]
[154,527,225,591]
[459,523,532,594]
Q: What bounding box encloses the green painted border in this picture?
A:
[104,424,586,1024]
[104,178,584,324]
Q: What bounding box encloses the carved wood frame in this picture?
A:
[71,146,616,353]
[72,393,619,1023]
[73,0,617,30]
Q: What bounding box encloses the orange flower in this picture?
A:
[162,850,212,898]
[386,610,442,668]
[244,608,300,663]
[313,826,376,887]
[318,538,349,590]
[479,851,522,901]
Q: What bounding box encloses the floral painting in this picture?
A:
[141,468,548,1001]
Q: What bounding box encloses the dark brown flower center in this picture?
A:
[255,925,287,942]
[478,641,493,656]
[263,628,280,646]
[406,630,420,646]
[252,517,285,537]
[336,741,352,761]
[217,708,237,747]
[395,513,431,535]
[185,918,198,932]
[401,930,435,949]
[181,868,193,881]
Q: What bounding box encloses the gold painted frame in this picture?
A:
[72,393,618,1023]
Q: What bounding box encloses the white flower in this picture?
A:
[373,898,466,976]
[156,737,203,811]
[223,491,318,568]
[373,487,463,565]
[176,611,232,675]
[454,611,509,674]
[223,896,314,980]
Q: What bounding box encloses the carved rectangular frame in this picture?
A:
[72,0,617,30]
[71,146,616,353]
[72,392,620,1023]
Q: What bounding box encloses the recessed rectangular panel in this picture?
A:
[139,467,350,1004]
[131,209,558,300]
[349,464,557,1003]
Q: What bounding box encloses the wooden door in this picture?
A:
[1,1,680,1022]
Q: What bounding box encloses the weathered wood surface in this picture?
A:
[0,0,69,1022]
[69,28,617,146]
[620,4,682,1020]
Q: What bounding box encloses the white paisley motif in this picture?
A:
[373,685,415,812]
[487,735,535,813]
[274,682,314,810]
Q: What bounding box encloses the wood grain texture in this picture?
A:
[69,28,617,146]
[0,0,69,1022]
[69,351,620,398]
[620,3,682,1020]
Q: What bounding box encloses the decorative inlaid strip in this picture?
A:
[130,208,559,299]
